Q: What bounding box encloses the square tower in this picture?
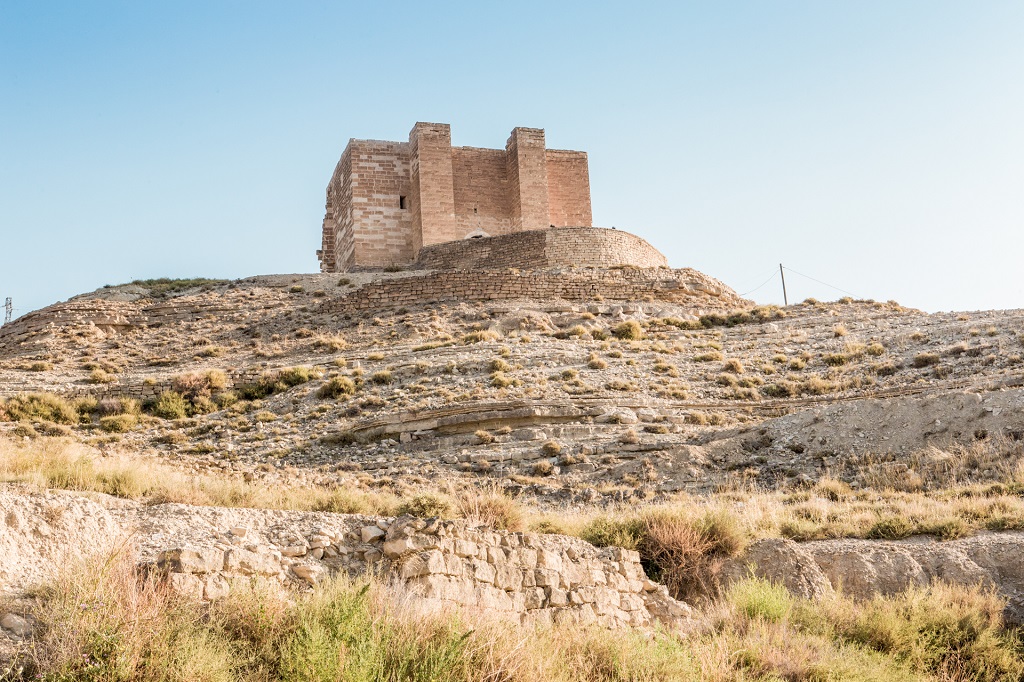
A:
[318,122,592,272]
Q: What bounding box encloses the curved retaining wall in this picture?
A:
[413,227,669,271]
[319,267,737,314]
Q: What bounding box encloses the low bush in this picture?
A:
[238,366,321,399]
[129,277,227,296]
[172,369,228,401]
[88,368,116,384]
[489,358,512,372]
[318,376,356,398]
[151,391,188,420]
[822,353,848,366]
[700,306,785,328]
[612,320,644,340]
[722,358,744,374]
[99,414,137,433]
[542,440,562,456]
[0,393,79,425]
[461,330,500,344]
[312,334,348,352]
[395,493,452,518]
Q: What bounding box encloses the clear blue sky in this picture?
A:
[2,1,1023,318]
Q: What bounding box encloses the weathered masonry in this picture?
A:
[318,122,592,272]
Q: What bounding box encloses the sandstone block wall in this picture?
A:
[148,509,691,629]
[319,122,592,272]
[413,227,669,271]
[546,150,592,227]
[318,267,730,316]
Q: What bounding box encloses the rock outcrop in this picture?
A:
[722,533,1024,622]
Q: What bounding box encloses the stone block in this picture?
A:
[158,547,224,574]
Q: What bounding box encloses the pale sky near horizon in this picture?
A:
[2,1,1023,320]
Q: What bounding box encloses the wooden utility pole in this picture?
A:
[779,264,788,306]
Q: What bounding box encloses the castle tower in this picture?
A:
[319,122,592,272]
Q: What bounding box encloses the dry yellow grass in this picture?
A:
[11,547,1023,682]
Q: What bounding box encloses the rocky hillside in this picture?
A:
[3,266,1024,679]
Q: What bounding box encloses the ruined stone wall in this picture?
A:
[320,266,728,315]
[413,228,669,271]
[451,147,512,237]
[144,509,690,629]
[546,150,592,228]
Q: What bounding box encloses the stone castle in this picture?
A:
[318,122,594,272]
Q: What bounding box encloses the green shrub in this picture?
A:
[152,391,188,420]
[318,376,356,398]
[395,494,451,518]
[722,358,744,373]
[1,393,79,424]
[819,583,1024,681]
[612,320,644,340]
[129,277,227,296]
[700,306,785,328]
[489,358,512,372]
[172,369,227,400]
[370,370,393,385]
[99,414,137,433]
[580,516,644,550]
[867,516,915,540]
[88,368,116,384]
[490,371,514,388]
[239,366,320,399]
[542,440,562,456]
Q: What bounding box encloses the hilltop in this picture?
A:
[3,263,1024,680]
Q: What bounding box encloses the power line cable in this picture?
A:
[781,265,859,298]
[739,270,779,297]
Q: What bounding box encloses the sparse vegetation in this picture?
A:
[612,320,644,340]
[128,277,228,296]
[238,366,321,399]
[318,375,357,398]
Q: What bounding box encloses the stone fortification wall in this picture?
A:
[413,227,669,271]
[0,488,691,630]
[155,513,690,629]
[318,266,730,315]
